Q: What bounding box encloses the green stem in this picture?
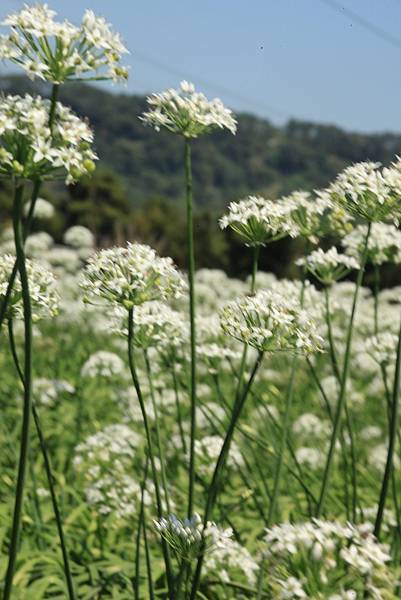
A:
[144,349,171,514]
[185,137,197,518]
[316,223,371,517]
[3,184,32,600]
[171,363,187,454]
[267,353,297,526]
[190,351,264,600]
[7,317,76,599]
[133,457,149,600]
[374,318,401,538]
[127,308,174,597]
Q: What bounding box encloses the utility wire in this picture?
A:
[317,0,401,51]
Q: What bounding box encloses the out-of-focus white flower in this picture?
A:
[141,81,237,138]
[0,94,97,183]
[63,225,95,249]
[364,332,398,367]
[220,290,323,354]
[80,350,125,378]
[81,242,186,309]
[0,5,129,84]
[24,197,54,220]
[25,231,54,257]
[0,253,58,322]
[194,435,244,476]
[296,247,359,285]
[343,223,401,265]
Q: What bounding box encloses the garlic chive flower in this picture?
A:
[0,94,97,183]
[154,513,214,560]
[325,161,401,224]
[0,4,129,84]
[342,223,401,265]
[364,332,398,367]
[220,290,323,354]
[81,242,186,309]
[111,302,187,351]
[296,247,359,285]
[0,253,58,322]
[219,195,295,247]
[263,519,394,598]
[141,80,237,138]
[24,197,54,220]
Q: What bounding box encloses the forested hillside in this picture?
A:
[1,75,400,279]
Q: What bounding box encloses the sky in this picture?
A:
[1,0,401,133]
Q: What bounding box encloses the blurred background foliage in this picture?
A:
[1,75,401,282]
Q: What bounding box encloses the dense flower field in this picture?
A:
[1,4,401,599]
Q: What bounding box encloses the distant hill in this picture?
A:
[2,75,401,209]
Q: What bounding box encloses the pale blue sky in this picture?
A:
[1,0,401,133]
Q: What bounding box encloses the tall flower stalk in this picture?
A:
[141,81,237,518]
[316,227,371,516]
[185,137,197,517]
[3,184,32,600]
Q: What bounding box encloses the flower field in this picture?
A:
[0,4,401,599]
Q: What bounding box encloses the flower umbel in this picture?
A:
[0,94,97,183]
[220,290,323,354]
[0,4,129,84]
[141,81,237,138]
[81,242,186,309]
[296,247,359,285]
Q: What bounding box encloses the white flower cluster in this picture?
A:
[141,80,237,138]
[80,350,125,379]
[0,94,97,183]
[343,223,401,265]
[0,253,58,322]
[219,195,296,247]
[204,524,259,586]
[111,302,187,352]
[325,161,401,223]
[292,413,330,438]
[81,242,186,309]
[278,190,329,243]
[154,513,206,559]
[264,519,394,598]
[74,423,142,519]
[194,435,244,476]
[24,197,54,220]
[63,225,95,249]
[296,247,359,285]
[0,4,129,83]
[364,332,398,367]
[220,290,323,354]
[33,377,74,407]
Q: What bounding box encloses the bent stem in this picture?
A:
[374,318,401,539]
[190,351,264,600]
[316,223,371,517]
[185,137,197,518]
[3,183,32,600]
[127,307,174,597]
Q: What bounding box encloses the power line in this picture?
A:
[132,49,291,120]
[317,0,401,51]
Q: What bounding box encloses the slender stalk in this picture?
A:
[190,351,264,600]
[133,457,149,600]
[7,318,76,599]
[142,507,155,600]
[3,183,32,600]
[374,318,401,538]
[144,350,171,513]
[171,363,187,454]
[316,223,371,517]
[127,308,174,597]
[184,137,197,518]
[32,405,76,599]
[267,353,297,526]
